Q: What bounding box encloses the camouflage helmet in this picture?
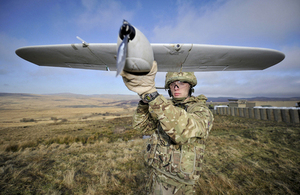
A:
[165,72,197,89]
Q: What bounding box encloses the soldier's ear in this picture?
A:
[168,89,172,97]
[189,88,194,96]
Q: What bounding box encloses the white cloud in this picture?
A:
[150,0,300,98]
[77,0,135,31]
[2,0,299,97]
[151,0,300,45]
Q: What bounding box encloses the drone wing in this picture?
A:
[16,43,284,72]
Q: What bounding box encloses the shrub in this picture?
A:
[20,118,35,122]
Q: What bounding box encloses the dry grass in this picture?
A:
[0,115,149,194]
[198,115,300,195]
[0,94,299,194]
[1,115,299,194]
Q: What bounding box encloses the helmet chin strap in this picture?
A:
[173,96,189,101]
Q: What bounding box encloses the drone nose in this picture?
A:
[119,20,136,41]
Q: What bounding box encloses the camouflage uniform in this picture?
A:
[133,92,213,194]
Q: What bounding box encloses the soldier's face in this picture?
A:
[169,81,190,98]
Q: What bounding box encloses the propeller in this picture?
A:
[116,20,136,76]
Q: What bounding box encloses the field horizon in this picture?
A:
[0,93,299,194]
[1,92,299,101]
[0,93,139,128]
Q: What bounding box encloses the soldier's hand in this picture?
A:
[120,61,157,97]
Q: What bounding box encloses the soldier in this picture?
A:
[121,62,213,194]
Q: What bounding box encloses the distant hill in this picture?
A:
[1,93,299,102]
[207,97,236,102]
[89,94,140,100]
[202,96,300,102]
[42,93,139,100]
[0,93,39,97]
[243,97,300,101]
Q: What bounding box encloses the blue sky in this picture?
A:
[0,0,299,98]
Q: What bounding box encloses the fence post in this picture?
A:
[227,107,230,115]
[244,108,247,117]
[289,109,299,123]
[274,109,282,122]
[249,108,254,118]
[234,107,239,116]
[231,107,235,116]
[260,109,267,120]
[281,109,290,123]
[266,109,274,121]
[238,108,244,117]
[254,108,261,120]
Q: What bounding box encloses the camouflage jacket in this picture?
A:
[133,94,213,185]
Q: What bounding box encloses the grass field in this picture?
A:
[0,94,299,194]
